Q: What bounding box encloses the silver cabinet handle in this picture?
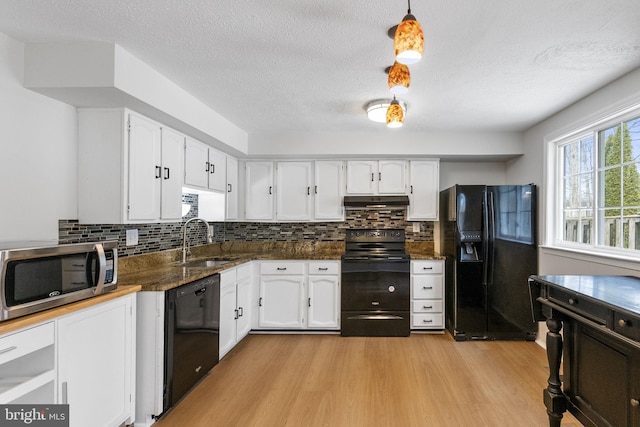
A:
[0,345,17,355]
[234,309,238,320]
[62,381,68,404]
[238,307,243,317]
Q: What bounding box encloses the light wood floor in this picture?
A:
[155,333,582,427]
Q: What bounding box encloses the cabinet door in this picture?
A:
[378,160,407,194]
[160,128,185,220]
[346,160,376,194]
[57,295,134,427]
[307,275,340,329]
[408,160,439,220]
[226,157,239,220]
[183,137,209,189]
[219,281,238,360]
[245,162,274,220]
[276,162,313,221]
[128,114,162,220]
[314,161,344,220]
[259,276,305,328]
[236,276,252,340]
[208,149,227,192]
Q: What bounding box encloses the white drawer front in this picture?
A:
[308,261,339,275]
[236,263,252,280]
[0,322,54,365]
[219,268,237,287]
[412,313,444,328]
[412,276,443,299]
[412,300,443,313]
[260,262,304,275]
[411,260,443,274]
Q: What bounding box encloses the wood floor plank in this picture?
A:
[155,333,582,427]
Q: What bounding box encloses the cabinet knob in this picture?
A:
[568,298,578,305]
[631,399,640,407]
[619,319,629,327]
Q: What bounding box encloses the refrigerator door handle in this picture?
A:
[484,190,496,286]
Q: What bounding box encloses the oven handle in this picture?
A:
[347,314,405,320]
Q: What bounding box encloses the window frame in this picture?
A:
[548,103,640,260]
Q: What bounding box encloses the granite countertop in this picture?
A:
[119,241,443,292]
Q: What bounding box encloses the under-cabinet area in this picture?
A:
[0,291,137,427]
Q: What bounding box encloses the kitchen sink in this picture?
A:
[174,258,237,268]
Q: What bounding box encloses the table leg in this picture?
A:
[544,317,566,427]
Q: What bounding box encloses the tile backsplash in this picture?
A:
[59,194,433,257]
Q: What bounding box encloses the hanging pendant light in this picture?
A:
[387,62,410,95]
[394,0,424,65]
[386,96,404,128]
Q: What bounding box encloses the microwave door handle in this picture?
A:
[89,244,107,295]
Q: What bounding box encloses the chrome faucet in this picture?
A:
[182,217,213,263]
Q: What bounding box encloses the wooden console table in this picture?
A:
[529,275,640,427]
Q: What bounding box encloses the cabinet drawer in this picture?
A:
[237,263,252,280]
[0,322,54,365]
[260,262,304,275]
[412,276,443,299]
[412,313,444,328]
[411,260,443,274]
[547,288,609,325]
[308,261,339,275]
[412,300,443,313]
[613,311,640,342]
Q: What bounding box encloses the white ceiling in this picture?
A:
[1,0,640,136]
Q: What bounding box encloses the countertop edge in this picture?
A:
[0,285,141,336]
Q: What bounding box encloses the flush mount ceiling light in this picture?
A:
[386,96,404,128]
[365,99,407,123]
[386,62,410,95]
[392,0,424,65]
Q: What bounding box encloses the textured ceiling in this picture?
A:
[1,0,640,136]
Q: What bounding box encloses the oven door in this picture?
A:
[341,259,410,312]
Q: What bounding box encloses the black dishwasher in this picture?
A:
[164,274,220,412]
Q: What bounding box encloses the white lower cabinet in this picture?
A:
[0,322,55,404]
[411,260,445,329]
[257,261,340,330]
[219,263,253,359]
[57,294,136,427]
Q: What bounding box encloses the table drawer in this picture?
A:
[411,260,443,275]
[412,313,444,328]
[260,262,304,275]
[308,261,339,275]
[412,300,443,313]
[613,311,640,342]
[412,276,443,299]
[547,287,609,325]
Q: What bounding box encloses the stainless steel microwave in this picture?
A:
[0,240,118,321]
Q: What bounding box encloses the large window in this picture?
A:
[558,113,640,253]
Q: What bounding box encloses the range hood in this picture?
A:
[343,195,410,209]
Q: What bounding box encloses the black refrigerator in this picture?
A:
[440,184,538,341]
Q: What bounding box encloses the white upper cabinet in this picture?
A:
[78,108,183,224]
[314,161,345,221]
[346,160,407,195]
[226,156,239,220]
[378,160,408,194]
[159,128,186,220]
[276,162,313,221]
[184,137,227,192]
[245,161,274,220]
[407,160,439,221]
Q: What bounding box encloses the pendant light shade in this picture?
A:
[388,62,410,95]
[394,1,424,65]
[386,97,404,128]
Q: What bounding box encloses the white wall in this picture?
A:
[439,161,506,190]
[511,66,640,276]
[0,33,78,241]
